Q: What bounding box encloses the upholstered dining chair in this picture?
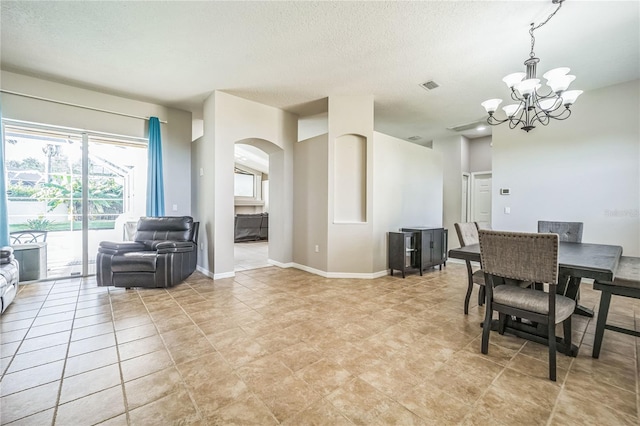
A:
[538,221,584,295]
[479,230,576,381]
[537,221,583,243]
[454,222,485,314]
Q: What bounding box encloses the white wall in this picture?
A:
[469,136,492,173]
[1,71,193,218]
[298,112,328,141]
[198,91,296,278]
[492,79,640,256]
[432,135,465,250]
[293,134,329,271]
[372,132,443,272]
[327,96,375,274]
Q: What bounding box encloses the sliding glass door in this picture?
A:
[3,121,147,280]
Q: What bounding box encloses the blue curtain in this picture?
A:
[146,117,165,216]
[0,102,9,246]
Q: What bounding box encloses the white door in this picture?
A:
[461,174,470,222]
[471,172,492,225]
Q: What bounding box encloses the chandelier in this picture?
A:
[481,0,582,132]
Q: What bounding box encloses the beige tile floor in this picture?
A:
[235,241,270,272]
[1,263,638,425]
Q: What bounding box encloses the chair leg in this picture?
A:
[563,316,572,357]
[464,281,473,315]
[481,302,492,354]
[464,261,474,314]
[548,320,557,381]
[498,313,507,335]
[478,285,485,307]
[592,290,612,359]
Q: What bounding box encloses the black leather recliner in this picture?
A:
[96,216,199,289]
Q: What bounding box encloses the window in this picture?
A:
[3,120,147,278]
[234,170,255,197]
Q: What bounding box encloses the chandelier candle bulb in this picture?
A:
[515,79,541,97]
[481,99,503,114]
[502,72,527,88]
[543,67,571,81]
[547,74,576,93]
[503,104,522,117]
[538,98,560,111]
[561,90,583,105]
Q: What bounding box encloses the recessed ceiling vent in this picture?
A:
[407,136,422,141]
[447,120,486,132]
[419,81,439,91]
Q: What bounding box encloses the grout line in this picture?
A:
[51,276,84,426]
[108,285,133,425]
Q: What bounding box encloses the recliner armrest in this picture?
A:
[98,241,147,256]
[1,247,15,264]
[155,241,196,254]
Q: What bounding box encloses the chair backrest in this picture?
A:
[475,222,492,231]
[10,230,48,244]
[479,230,559,284]
[191,222,200,245]
[135,216,195,242]
[537,221,583,243]
[454,222,479,247]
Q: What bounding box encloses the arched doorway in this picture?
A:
[233,138,282,271]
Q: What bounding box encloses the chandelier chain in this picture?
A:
[529,0,564,58]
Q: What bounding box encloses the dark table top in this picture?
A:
[449,242,622,282]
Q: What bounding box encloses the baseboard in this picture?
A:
[199,261,389,280]
[213,271,235,279]
[268,259,295,268]
[195,265,214,278]
[288,263,389,279]
[196,265,235,280]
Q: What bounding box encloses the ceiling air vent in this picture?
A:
[407,136,422,141]
[447,120,486,132]
[420,81,439,91]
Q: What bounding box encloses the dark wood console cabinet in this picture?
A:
[389,227,447,278]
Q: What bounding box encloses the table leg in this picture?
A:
[564,276,594,317]
[592,290,612,359]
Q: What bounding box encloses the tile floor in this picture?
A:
[1,263,638,425]
[235,241,269,272]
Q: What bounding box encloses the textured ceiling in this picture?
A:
[1,1,638,144]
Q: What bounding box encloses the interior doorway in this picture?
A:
[471,171,492,226]
[233,142,270,271]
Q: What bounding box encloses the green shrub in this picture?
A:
[7,183,39,201]
[26,216,54,230]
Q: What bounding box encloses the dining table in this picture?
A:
[448,241,623,356]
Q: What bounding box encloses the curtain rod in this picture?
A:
[0,89,168,124]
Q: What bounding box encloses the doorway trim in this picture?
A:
[462,172,470,223]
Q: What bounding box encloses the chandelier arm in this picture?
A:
[531,95,562,113]
[531,105,571,125]
[486,115,511,126]
[510,91,523,102]
[535,88,557,99]
[531,111,550,127]
[510,106,527,129]
[547,107,573,121]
